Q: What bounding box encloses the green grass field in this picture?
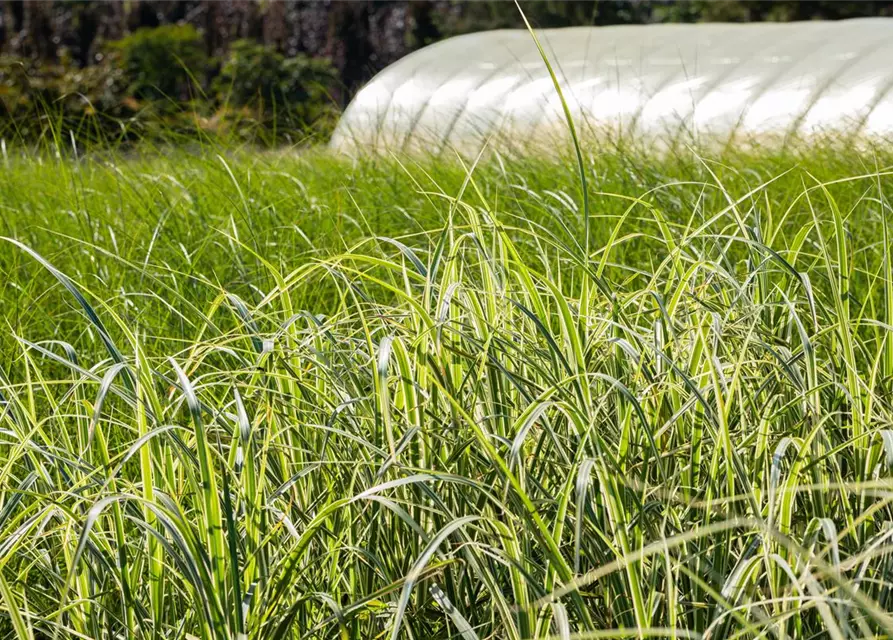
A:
[1,140,893,639]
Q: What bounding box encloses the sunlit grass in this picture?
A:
[0,140,892,639]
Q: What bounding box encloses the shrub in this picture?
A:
[111,24,206,103]
[1,28,338,147]
[0,54,129,141]
[214,39,337,133]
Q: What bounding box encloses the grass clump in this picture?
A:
[0,143,892,639]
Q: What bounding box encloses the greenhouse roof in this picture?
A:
[331,18,893,154]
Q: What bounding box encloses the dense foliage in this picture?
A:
[5,1,893,146]
[112,24,207,103]
[0,23,338,146]
[0,141,892,638]
[215,39,338,133]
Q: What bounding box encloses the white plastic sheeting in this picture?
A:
[330,18,893,154]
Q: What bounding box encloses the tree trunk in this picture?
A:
[0,0,12,51]
[408,1,440,49]
[23,1,54,60]
[204,0,219,56]
[327,0,371,104]
[0,1,7,51]
[263,0,286,50]
[97,1,126,43]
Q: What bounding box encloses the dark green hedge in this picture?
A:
[0,25,338,147]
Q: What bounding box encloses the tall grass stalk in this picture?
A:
[0,139,892,638]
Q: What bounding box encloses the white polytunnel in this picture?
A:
[330,18,893,155]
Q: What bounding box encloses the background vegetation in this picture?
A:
[1,22,338,145]
[4,0,893,146]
